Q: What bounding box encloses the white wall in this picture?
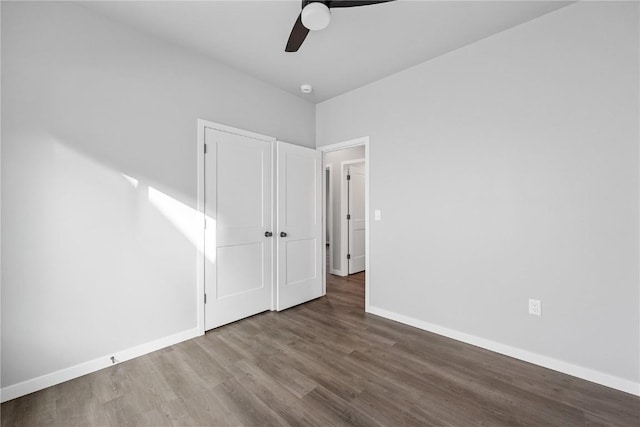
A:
[317,1,639,391]
[1,1,315,391]
[325,146,365,273]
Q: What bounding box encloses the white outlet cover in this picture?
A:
[528,299,541,316]
[374,210,381,221]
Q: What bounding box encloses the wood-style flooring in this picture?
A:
[2,271,639,426]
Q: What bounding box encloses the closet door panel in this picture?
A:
[204,127,273,331]
[276,141,323,311]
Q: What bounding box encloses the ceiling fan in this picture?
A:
[286,0,395,52]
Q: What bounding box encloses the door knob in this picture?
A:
[280,232,287,238]
[264,231,273,237]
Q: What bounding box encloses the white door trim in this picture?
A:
[196,119,206,336]
[197,118,276,335]
[317,137,370,312]
[341,158,365,277]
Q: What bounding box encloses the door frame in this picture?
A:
[325,164,335,275]
[197,119,277,335]
[318,137,370,311]
[341,159,365,276]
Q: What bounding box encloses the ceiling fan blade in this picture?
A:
[328,0,394,8]
[285,13,310,52]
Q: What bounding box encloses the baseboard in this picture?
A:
[330,268,347,276]
[1,327,201,403]
[366,305,640,397]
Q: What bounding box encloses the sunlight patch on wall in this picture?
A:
[148,186,214,263]
[120,173,139,188]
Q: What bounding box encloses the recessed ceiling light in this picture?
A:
[300,84,313,94]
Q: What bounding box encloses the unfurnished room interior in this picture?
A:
[1,0,639,425]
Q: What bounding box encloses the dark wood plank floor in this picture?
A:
[2,270,639,426]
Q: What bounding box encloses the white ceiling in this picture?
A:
[81,1,571,103]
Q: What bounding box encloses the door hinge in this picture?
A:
[347,174,351,180]
[347,254,351,260]
[204,144,207,154]
[204,293,207,304]
[204,218,207,229]
[347,214,351,220]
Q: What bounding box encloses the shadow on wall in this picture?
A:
[1,134,207,387]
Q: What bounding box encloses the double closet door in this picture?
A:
[204,126,322,331]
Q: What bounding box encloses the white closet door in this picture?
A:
[348,163,366,274]
[204,127,273,331]
[276,141,323,311]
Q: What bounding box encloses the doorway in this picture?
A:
[319,137,370,310]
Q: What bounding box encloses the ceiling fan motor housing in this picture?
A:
[301,1,331,31]
[286,0,395,52]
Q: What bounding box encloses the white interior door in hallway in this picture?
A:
[348,162,366,274]
[276,141,324,311]
[204,127,274,331]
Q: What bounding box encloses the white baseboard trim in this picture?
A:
[1,327,201,403]
[330,268,347,277]
[366,305,640,397]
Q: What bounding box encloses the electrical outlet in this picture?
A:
[374,210,381,221]
[528,299,541,316]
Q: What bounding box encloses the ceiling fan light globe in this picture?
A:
[301,2,331,31]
